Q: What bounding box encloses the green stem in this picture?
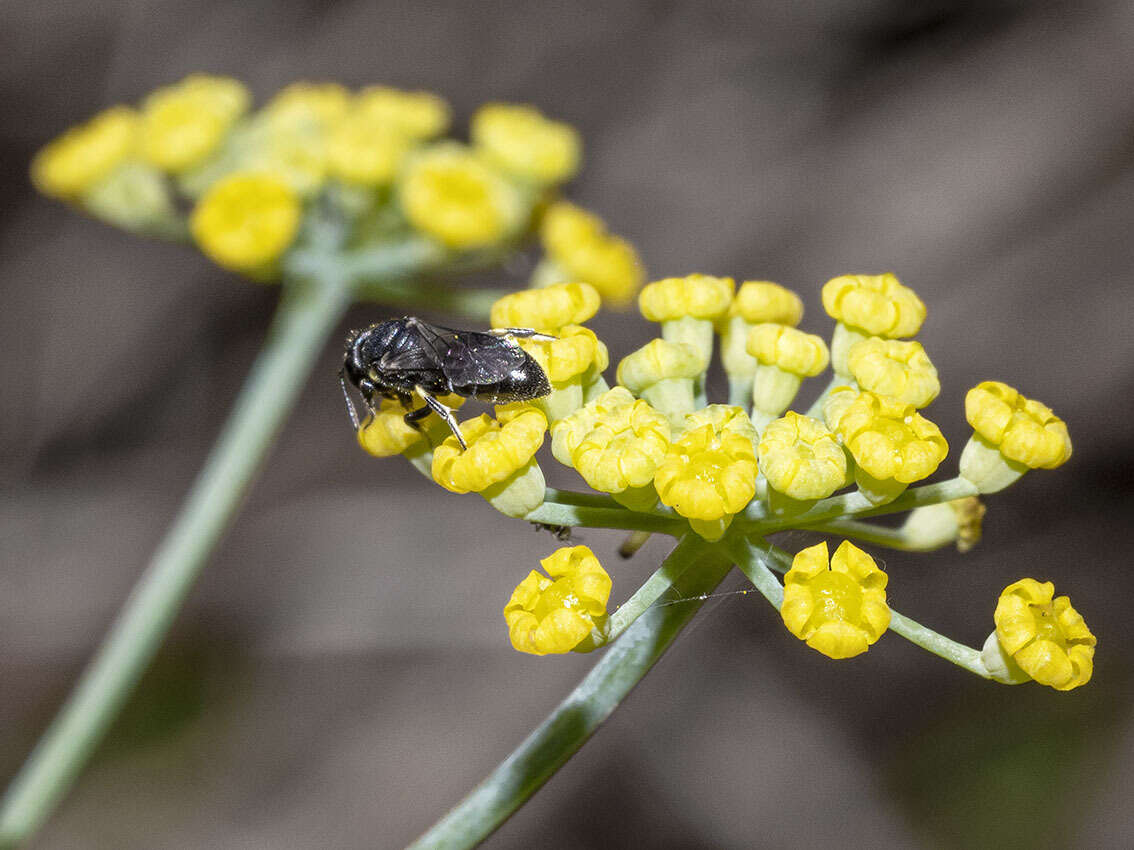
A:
[542,488,625,509]
[802,518,937,551]
[0,272,352,847]
[601,535,708,642]
[742,477,978,533]
[523,502,685,535]
[887,611,989,678]
[726,537,784,608]
[803,375,841,419]
[727,375,753,410]
[409,536,732,850]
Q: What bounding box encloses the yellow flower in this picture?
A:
[758,412,847,501]
[781,541,890,660]
[616,339,705,426]
[537,202,644,306]
[822,273,926,376]
[472,103,580,184]
[432,408,546,492]
[431,407,547,517]
[355,86,450,139]
[190,172,301,273]
[489,281,601,333]
[718,281,805,380]
[262,82,350,134]
[960,381,1071,494]
[551,387,671,494]
[517,325,609,422]
[653,405,758,540]
[821,272,926,337]
[140,74,250,172]
[31,106,141,199]
[824,387,948,503]
[990,579,1095,690]
[746,324,829,426]
[639,274,734,368]
[847,338,940,409]
[398,143,522,249]
[357,393,466,458]
[326,112,411,186]
[504,545,612,655]
[639,273,734,323]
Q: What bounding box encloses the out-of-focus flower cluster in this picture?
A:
[31,75,643,302]
[355,272,1089,684]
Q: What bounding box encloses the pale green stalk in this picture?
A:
[0,271,352,847]
[804,517,944,551]
[523,502,684,535]
[409,537,732,850]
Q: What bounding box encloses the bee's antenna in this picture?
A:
[339,368,361,431]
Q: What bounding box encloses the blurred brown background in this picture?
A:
[2,1,1133,847]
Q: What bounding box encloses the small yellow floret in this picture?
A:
[781,541,891,659]
[355,86,451,139]
[824,388,948,484]
[639,274,734,322]
[489,281,601,333]
[965,381,1071,469]
[540,202,643,305]
[616,339,705,394]
[326,113,411,186]
[746,324,829,377]
[821,273,926,337]
[729,281,804,325]
[140,74,250,172]
[262,82,350,133]
[356,394,465,457]
[31,106,140,199]
[993,579,1095,690]
[551,387,671,493]
[504,545,612,655]
[190,172,300,273]
[398,143,521,249]
[431,408,547,493]
[472,103,580,184]
[653,405,758,525]
[518,325,607,384]
[847,338,940,408]
[758,412,847,501]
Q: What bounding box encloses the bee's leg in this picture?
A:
[488,327,558,342]
[339,370,361,431]
[414,386,466,450]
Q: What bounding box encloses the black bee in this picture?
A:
[340,317,553,450]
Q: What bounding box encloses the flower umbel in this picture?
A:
[988,579,1095,690]
[504,545,612,655]
[781,541,891,659]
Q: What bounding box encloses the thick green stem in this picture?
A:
[0,272,352,847]
[601,534,708,642]
[726,537,784,608]
[409,537,732,850]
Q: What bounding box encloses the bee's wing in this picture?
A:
[377,318,450,372]
[442,332,531,388]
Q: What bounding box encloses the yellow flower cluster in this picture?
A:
[504,545,611,655]
[781,541,890,659]
[538,202,644,305]
[35,76,617,281]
